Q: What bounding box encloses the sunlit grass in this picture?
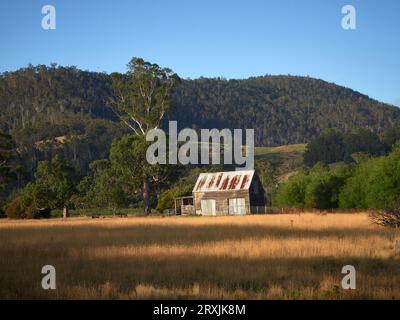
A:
[0,213,399,299]
[255,144,307,156]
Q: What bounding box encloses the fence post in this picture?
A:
[62,206,68,220]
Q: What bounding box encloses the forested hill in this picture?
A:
[0,65,127,177]
[0,65,116,133]
[1,65,400,157]
[170,76,400,145]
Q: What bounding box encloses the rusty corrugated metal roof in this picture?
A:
[193,170,255,193]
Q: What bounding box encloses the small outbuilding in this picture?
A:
[192,169,266,215]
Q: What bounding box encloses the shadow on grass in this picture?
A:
[0,222,390,248]
[1,253,399,299]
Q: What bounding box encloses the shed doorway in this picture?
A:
[229,198,246,215]
[201,199,216,216]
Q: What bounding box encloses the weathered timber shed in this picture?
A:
[192,170,266,215]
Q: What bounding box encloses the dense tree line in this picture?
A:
[4,155,76,218]
[276,143,400,214]
[303,127,400,166]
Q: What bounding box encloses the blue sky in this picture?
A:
[0,0,399,105]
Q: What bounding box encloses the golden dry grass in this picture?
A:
[0,213,399,299]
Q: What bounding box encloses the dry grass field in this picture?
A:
[0,213,399,299]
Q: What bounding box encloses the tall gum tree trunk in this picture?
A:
[143,175,150,215]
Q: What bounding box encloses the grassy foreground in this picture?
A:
[0,213,399,299]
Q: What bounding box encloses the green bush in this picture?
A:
[276,162,351,210]
[338,158,377,209]
[275,171,309,208]
[4,196,51,219]
[3,155,76,219]
[304,163,349,209]
[339,143,400,210]
[156,190,175,212]
[157,184,193,212]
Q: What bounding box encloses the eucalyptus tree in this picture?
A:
[110,58,180,214]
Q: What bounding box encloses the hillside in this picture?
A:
[2,65,400,144]
[255,144,306,181]
[1,65,399,177]
[170,76,400,145]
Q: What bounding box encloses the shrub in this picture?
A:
[304,174,341,209]
[275,171,309,208]
[4,196,26,219]
[157,184,193,213]
[4,195,52,219]
[338,158,376,209]
[156,190,175,212]
[276,162,351,210]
